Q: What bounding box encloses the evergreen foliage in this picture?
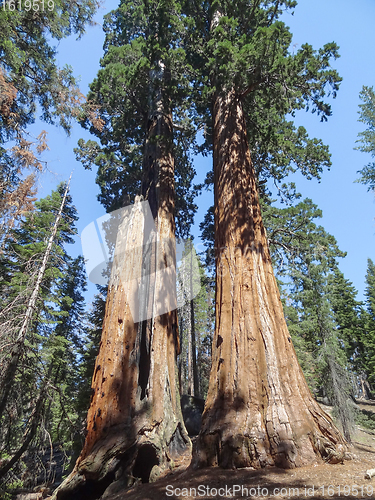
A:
[359,259,375,392]
[356,86,375,192]
[283,248,355,441]
[184,0,341,193]
[0,0,100,138]
[74,0,198,235]
[0,186,87,490]
[0,0,101,252]
[76,289,106,420]
[328,269,365,381]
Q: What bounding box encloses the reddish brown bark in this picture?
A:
[192,90,346,470]
[51,97,190,500]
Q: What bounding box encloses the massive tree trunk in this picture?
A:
[51,71,190,500]
[192,90,347,470]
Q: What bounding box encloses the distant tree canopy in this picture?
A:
[0,0,100,137]
[0,0,102,249]
[356,86,375,192]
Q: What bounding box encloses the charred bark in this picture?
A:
[51,70,190,500]
[192,90,347,470]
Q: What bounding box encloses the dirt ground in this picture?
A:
[107,402,375,500]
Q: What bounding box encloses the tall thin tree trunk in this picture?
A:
[190,245,199,397]
[192,90,346,470]
[0,177,71,422]
[51,65,190,500]
[184,241,198,398]
[187,302,194,396]
[360,373,372,400]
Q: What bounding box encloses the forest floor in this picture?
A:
[106,401,375,500]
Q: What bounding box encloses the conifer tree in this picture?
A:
[0,0,101,248]
[185,0,347,468]
[328,269,366,393]
[359,259,375,393]
[44,256,88,446]
[356,86,375,192]
[76,289,107,421]
[284,247,355,442]
[193,262,214,399]
[0,182,75,421]
[52,2,195,497]
[0,0,100,141]
[0,185,86,486]
[177,247,213,398]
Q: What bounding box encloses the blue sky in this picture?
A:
[34,0,375,303]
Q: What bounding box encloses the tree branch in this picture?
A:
[239,78,266,99]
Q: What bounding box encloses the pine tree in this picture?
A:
[76,289,107,422]
[44,256,88,446]
[0,0,100,139]
[263,198,347,394]
[0,182,75,421]
[359,259,375,393]
[0,174,37,252]
[328,269,366,394]
[356,86,375,192]
[0,185,86,487]
[284,250,355,442]
[0,0,101,248]
[193,262,214,399]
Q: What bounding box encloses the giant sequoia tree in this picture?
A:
[186,0,347,468]
[51,2,194,498]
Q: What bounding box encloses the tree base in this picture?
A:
[51,423,191,500]
[192,401,348,470]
